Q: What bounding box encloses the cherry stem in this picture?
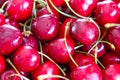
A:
[10,74,30,80]
[6,58,20,75]
[104,23,120,28]
[94,47,98,64]
[64,22,78,67]
[45,0,53,14]
[39,41,44,63]
[37,74,69,80]
[74,45,83,50]
[33,0,37,17]
[64,0,87,19]
[48,0,76,18]
[0,1,8,13]
[38,52,66,76]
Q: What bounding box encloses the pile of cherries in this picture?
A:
[0,0,120,80]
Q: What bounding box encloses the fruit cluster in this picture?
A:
[0,0,120,80]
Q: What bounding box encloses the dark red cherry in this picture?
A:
[22,35,39,50]
[69,53,95,71]
[49,0,65,6]
[32,14,60,41]
[69,0,98,16]
[101,51,120,67]
[43,38,74,64]
[81,42,106,58]
[7,0,33,21]
[70,18,99,46]
[0,0,6,7]
[113,0,120,3]
[102,64,120,80]
[37,7,60,19]
[95,1,120,26]
[13,45,40,72]
[0,13,5,26]
[104,26,120,52]
[70,63,102,80]
[0,24,22,55]
[0,55,6,73]
[32,61,60,80]
[0,68,21,80]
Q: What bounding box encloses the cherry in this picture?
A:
[32,61,60,80]
[102,63,120,80]
[70,63,102,80]
[113,0,120,3]
[0,24,22,55]
[7,0,33,22]
[0,13,5,26]
[104,26,120,52]
[69,0,98,17]
[101,51,120,67]
[43,38,74,64]
[32,14,60,41]
[0,55,6,73]
[81,42,106,58]
[70,18,99,46]
[22,35,39,50]
[48,0,65,7]
[37,7,60,19]
[0,68,21,80]
[13,45,40,72]
[95,1,120,26]
[69,52,95,71]
[0,0,6,7]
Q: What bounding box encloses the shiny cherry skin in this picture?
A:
[69,53,95,71]
[49,0,65,6]
[70,18,99,46]
[70,63,102,80]
[22,35,39,50]
[37,7,60,19]
[0,55,6,73]
[7,0,33,22]
[32,61,60,80]
[101,51,120,67]
[69,0,98,16]
[81,42,106,58]
[95,1,120,26]
[43,38,74,64]
[102,64,120,80]
[32,14,60,41]
[0,13,5,26]
[104,26,120,52]
[13,45,40,72]
[0,24,22,55]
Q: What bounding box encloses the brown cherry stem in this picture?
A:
[104,23,120,28]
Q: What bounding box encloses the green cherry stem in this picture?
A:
[38,74,69,80]
[39,41,44,63]
[64,22,78,67]
[49,0,77,18]
[38,52,66,76]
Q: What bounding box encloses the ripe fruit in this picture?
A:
[70,63,102,80]
[32,14,60,41]
[13,45,40,72]
[0,13,5,26]
[32,61,60,80]
[7,0,33,21]
[43,38,74,64]
[70,18,99,46]
[0,55,6,73]
[0,24,22,55]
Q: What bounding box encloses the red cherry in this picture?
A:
[0,55,6,73]
[69,0,98,16]
[70,18,99,46]
[49,0,65,7]
[13,45,40,72]
[69,53,95,71]
[95,1,120,26]
[22,35,39,50]
[32,61,60,80]
[70,63,102,80]
[43,38,74,64]
[104,26,120,52]
[0,13,5,26]
[7,0,33,22]
[102,64,120,80]
[101,51,120,67]
[0,24,22,55]
[32,14,60,41]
